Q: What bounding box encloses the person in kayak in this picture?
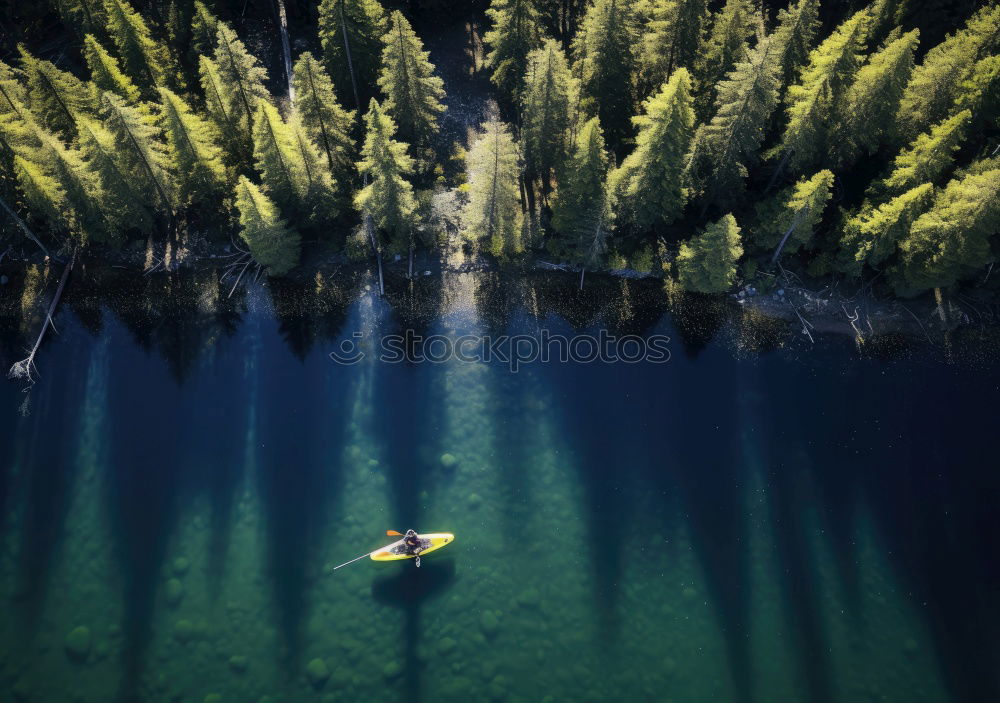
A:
[404,529,425,567]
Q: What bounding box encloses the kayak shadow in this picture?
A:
[371,559,457,703]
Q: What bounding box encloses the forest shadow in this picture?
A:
[372,558,458,703]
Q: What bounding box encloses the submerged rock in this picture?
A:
[65,626,92,660]
[382,661,402,680]
[164,579,185,607]
[228,655,248,673]
[306,658,330,688]
[440,453,458,468]
[174,619,195,643]
[480,611,499,637]
[172,557,190,576]
[467,493,482,509]
[438,637,457,655]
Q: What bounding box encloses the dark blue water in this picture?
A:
[1,269,998,702]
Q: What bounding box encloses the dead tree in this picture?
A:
[8,248,75,386]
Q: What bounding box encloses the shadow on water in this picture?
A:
[255,277,360,672]
[372,558,458,703]
[8,337,88,635]
[376,273,446,530]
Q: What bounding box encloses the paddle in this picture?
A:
[329,531,405,571]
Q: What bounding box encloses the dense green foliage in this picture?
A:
[676,213,743,293]
[463,114,523,259]
[0,0,996,297]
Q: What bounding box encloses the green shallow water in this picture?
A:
[1,270,998,703]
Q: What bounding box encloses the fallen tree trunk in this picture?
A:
[274,0,295,101]
[8,248,75,385]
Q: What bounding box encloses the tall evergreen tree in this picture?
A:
[551,116,613,282]
[463,115,523,259]
[639,0,707,94]
[676,212,743,293]
[873,110,970,199]
[76,115,156,233]
[753,169,834,258]
[102,0,172,94]
[318,0,387,111]
[522,39,576,196]
[101,91,174,216]
[292,52,356,185]
[377,10,446,150]
[838,183,934,277]
[771,0,820,88]
[687,35,781,210]
[610,67,695,231]
[158,87,227,209]
[83,34,142,109]
[19,48,91,137]
[252,102,338,228]
[830,29,918,168]
[234,174,301,276]
[951,55,1000,137]
[896,4,1000,140]
[892,165,1000,294]
[190,1,220,59]
[14,154,70,235]
[354,100,416,249]
[697,0,756,109]
[573,0,639,148]
[203,25,270,163]
[55,0,107,39]
[484,0,544,104]
[771,9,869,175]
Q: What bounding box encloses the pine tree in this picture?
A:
[190,1,220,58]
[771,0,820,88]
[697,0,756,109]
[952,55,1000,137]
[772,9,869,174]
[610,67,695,231]
[252,102,338,228]
[753,169,834,258]
[14,154,70,233]
[522,39,576,195]
[830,29,918,168]
[83,34,142,109]
[354,100,417,248]
[55,0,107,39]
[484,0,544,104]
[573,0,639,147]
[686,36,780,210]
[892,165,1000,294]
[19,47,91,137]
[101,91,174,215]
[234,174,301,276]
[873,110,970,199]
[639,0,707,94]
[896,4,1000,140]
[838,183,933,277]
[292,51,356,183]
[158,87,227,208]
[76,115,155,233]
[102,0,172,94]
[204,25,270,163]
[378,10,446,149]
[676,212,742,293]
[463,115,523,259]
[551,116,613,277]
[318,0,387,111]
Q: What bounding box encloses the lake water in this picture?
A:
[1,268,998,703]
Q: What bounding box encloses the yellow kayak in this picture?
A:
[370,533,455,562]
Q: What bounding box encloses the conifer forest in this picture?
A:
[4,4,1000,703]
[0,0,996,300]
